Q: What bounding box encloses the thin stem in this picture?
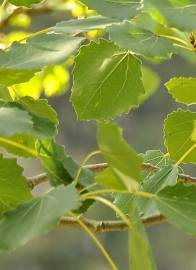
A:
[88,196,132,228]
[134,191,156,199]
[83,188,124,198]
[79,182,98,194]
[175,143,196,166]
[160,34,189,46]
[174,43,193,52]
[83,188,155,200]
[73,150,101,185]
[0,136,37,157]
[69,212,119,270]
[18,27,51,42]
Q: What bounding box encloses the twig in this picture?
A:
[28,162,196,189]
[28,173,48,189]
[59,214,166,233]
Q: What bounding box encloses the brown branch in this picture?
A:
[28,162,196,189]
[28,173,48,189]
[58,214,166,233]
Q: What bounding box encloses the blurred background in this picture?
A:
[0,0,196,269]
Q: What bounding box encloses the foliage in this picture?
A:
[0,0,195,269]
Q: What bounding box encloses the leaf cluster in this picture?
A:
[0,0,195,269]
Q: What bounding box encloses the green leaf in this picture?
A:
[128,200,157,270]
[36,141,94,214]
[164,109,196,163]
[36,139,94,186]
[0,134,36,158]
[138,165,178,218]
[0,69,35,87]
[97,122,143,191]
[0,184,80,251]
[71,39,145,120]
[108,18,175,58]
[142,149,172,166]
[169,0,196,6]
[0,154,32,219]
[0,102,33,137]
[18,97,58,124]
[80,0,142,19]
[115,150,175,217]
[175,46,196,66]
[9,0,44,7]
[0,97,58,157]
[114,192,135,216]
[192,122,196,141]
[115,193,157,269]
[147,0,196,31]
[141,150,175,180]
[0,98,57,139]
[96,168,125,190]
[0,85,12,101]
[165,77,196,105]
[0,34,84,86]
[155,182,196,236]
[139,66,160,104]
[54,16,118,34]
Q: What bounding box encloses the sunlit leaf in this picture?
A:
[164,109,196,163]
[71,39,145,119]
[139,66,160,104]
[165,77,196,105]
[0,34,84,86]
